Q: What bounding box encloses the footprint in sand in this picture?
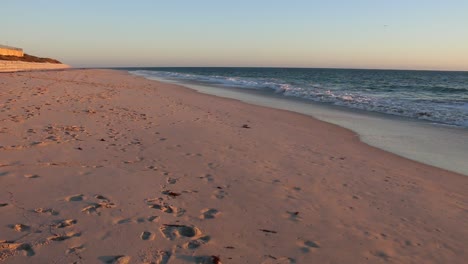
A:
[290,186,301,192]
[261,256,296,264]
[65,194,84,202]
[81,204,100,214]
[147,215,159,222]
[82,201,116,214]
[24,174,40,179]
[53,219,77,228]
[145,197,162,204]
[140,231,155,241]
[48,231,81,242]
[207,162,220,169]
[149,203,186,217]
[159,224,201,241]
[34,208,59,216]
[199,174,214,182]
[285,211,302,222]
[212,188,227,199]
[154,251,171,264]
[95,194,110,201]
[99,255,131,264]
[66,245,85,255]
[161,190,182,198]
[179,255,221,264]
[146,198,186,217]
[82,195,116,215]
[146,165,158,171]
[115,218,132,225]
[166,177,177,184]
[0,240,35,257]
[136,217,148,223]
[184,236,211,249]
[200,209,219,219]
[9,224,30,232]
[370,250,392,261]
[297,239,320,253]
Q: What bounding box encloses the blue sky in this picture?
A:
[2,0,467,70]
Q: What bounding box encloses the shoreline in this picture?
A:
[1,69,466,263]
[134,74,468,176]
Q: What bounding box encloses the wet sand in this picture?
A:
[0,69,467,263]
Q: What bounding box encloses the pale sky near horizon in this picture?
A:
[2,0,468,70]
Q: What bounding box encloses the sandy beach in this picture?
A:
[0,69,466,263]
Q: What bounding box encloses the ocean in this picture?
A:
[127,67,468,128]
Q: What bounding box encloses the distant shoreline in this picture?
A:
[112,66,468,73]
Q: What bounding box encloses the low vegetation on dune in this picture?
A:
[0,53,62,64]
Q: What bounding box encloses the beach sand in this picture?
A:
[0,69,466,263]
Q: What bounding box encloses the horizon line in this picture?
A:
[90,65,468,73]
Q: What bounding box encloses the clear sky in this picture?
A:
[2,0,468,70]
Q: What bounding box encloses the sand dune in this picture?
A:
[0,69,466,263]
[0,61,69,73]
